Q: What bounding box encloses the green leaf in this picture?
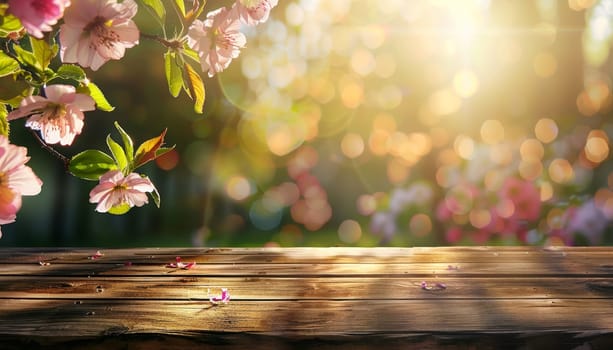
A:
[114,121,134,163]
[183,62,205,114]
[164,51,183,97]
[182,47,199,63]
[56,64,87,82]
[173,0,186,17]
[140,0,166,21]
[0,75,29,104]
[13,44,41,72]
[0,14,23,37]
[0,52,19,77]
[69,150,118,181]
[30,37,58,71]
[106,135,128,170]
[134,128,167,168]
[108,203,132,215]
[0,103,9,137]
[150,181,161,208]
[78,82,114,111]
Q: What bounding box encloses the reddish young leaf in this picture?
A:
[133,129,167,168]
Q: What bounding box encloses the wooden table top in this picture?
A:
[1,246,612,349]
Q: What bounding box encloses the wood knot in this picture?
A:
[586,281,613,294]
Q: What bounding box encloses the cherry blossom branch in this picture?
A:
[140,33,183,50]
[30,130,70,169]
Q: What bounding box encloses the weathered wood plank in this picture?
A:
[1,246,611,264]
[2,299,613,336]
[0,276,612,300]
[1,261,612,277]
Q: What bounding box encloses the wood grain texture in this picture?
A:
[0,247,612,349]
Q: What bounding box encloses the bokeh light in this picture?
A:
[534,118,558,143]
[338,220,362,243]
[548,158,574,184]
[409,213,433,237]
[454,135,475,160]
[226,176,253,201]
[155,149,180,171]
[453,70,480,98]
[480,120,505,144]
[341,133,365,159]
[520,139,544,161]
[584,130,610,163]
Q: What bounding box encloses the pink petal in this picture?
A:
[100,170,124,183]
[70,94,96,111]
[0,186,20,222]
[89,52,109,71]
[124,190,149,207]
[7,99,48,121]
[88,250,104,259]
[44,85,76,102]
[7,166,42,196]
[59,24,83,63]
[124,174,154,191]
[114,22,140,46]
[94,191,122,212]
[209,288,230,304]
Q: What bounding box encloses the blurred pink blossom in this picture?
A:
[59,0,139,71]
[7,84,95,146]
[8,0,71,39]
[89,170,155,213]
[233,0,278,25]
[0,136,43,238]
[187,7,246,77]
[435,199,454,221]
[444,227,462,243]
[499,177,541,221]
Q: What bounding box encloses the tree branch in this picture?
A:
[30,130,70,170]
[140,33,183,50]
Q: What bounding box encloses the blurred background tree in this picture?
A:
[2,0,613,247]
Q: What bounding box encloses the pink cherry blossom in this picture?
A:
[89,170,155,213]
[59,0,139,71]
[8,0,71,39]
[7,84,95,146]
[0,135,43,238]
[233,0,278,25]
[187,7,246,77]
